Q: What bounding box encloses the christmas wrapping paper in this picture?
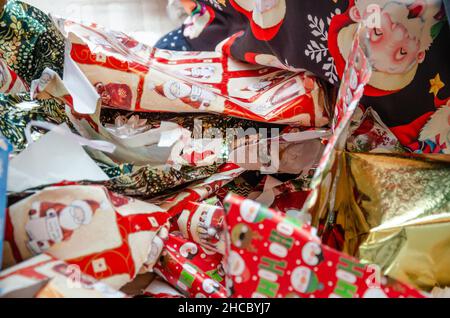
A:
[0,93,68,153]
[57,18,328,126]
[156,163,244,217]
[347,106,405,153]
[301,24,372,244]
[341,152,450,291]
[3,184,169,289]
[141,277,185,298]
[0,1,65,85]
[26,64,229,198]
[31,55,327,176]
[223,193,427,298]
[0,58,28,94]
[0,136,11,270]
[248,174,314,219]
[181,1,450,154]
[173,200,226,255]
[153,233,227,298]
[0,253,125,298]
[99,162,221,199]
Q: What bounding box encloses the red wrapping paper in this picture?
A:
[0,58,28,94]
[158,163,244,217]
[223,194,428,298]
[153,233,227,298]
[59,19,328,126]
[0,254,125,298]
[3,184,169,289]
[173,201,226,255]
[142,277,185,298]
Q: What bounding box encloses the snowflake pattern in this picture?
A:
[304,9,341,84]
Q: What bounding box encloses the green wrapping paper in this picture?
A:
[0,93,68,152]
[99,162,221,199]
[85,109,273,198]
[0,0,64,85]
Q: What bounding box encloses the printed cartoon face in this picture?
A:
[227,250,246,276]
[301,242,323,266]
[190,66,216,79]
[367,10,422,74]
[61,205,86,229]
[331,0,443,94]
[198,207,224,246]
[231,223,259,251]
[290,266,313,293]
[58,201,94,231]
[239,199,262,223]
[167,82,192,99]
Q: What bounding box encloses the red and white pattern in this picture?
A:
[0,58,28,94]
[223,194,427,298]
[62,19,327,126]
[3,185,169,289]
[153,233,227,298]
[0,254,125,298]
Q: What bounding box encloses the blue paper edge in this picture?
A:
[0,136,12,273]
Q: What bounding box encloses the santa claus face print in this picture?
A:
[330,0,443,94]
[179,66,216,80]
[166,81,192,100]
[180,242,199,260]
[202,278,221,294]
[227,250,246,276]
[366,10,423,74]
[60,206,86,230]
[290,266,314,294]
[239,199,262,223]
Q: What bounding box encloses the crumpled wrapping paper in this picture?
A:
[0,1,65,85]
[347,107,405,153]
[223,193,427,298]
[152,233,227,298]
[3,184,169,289]
[57,18,329,126]
[0,253,126,298]
[0,58,28,94]
[348,153,450,291]
[0,93,68,153]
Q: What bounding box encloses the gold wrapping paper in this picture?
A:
[331,152,450,290]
